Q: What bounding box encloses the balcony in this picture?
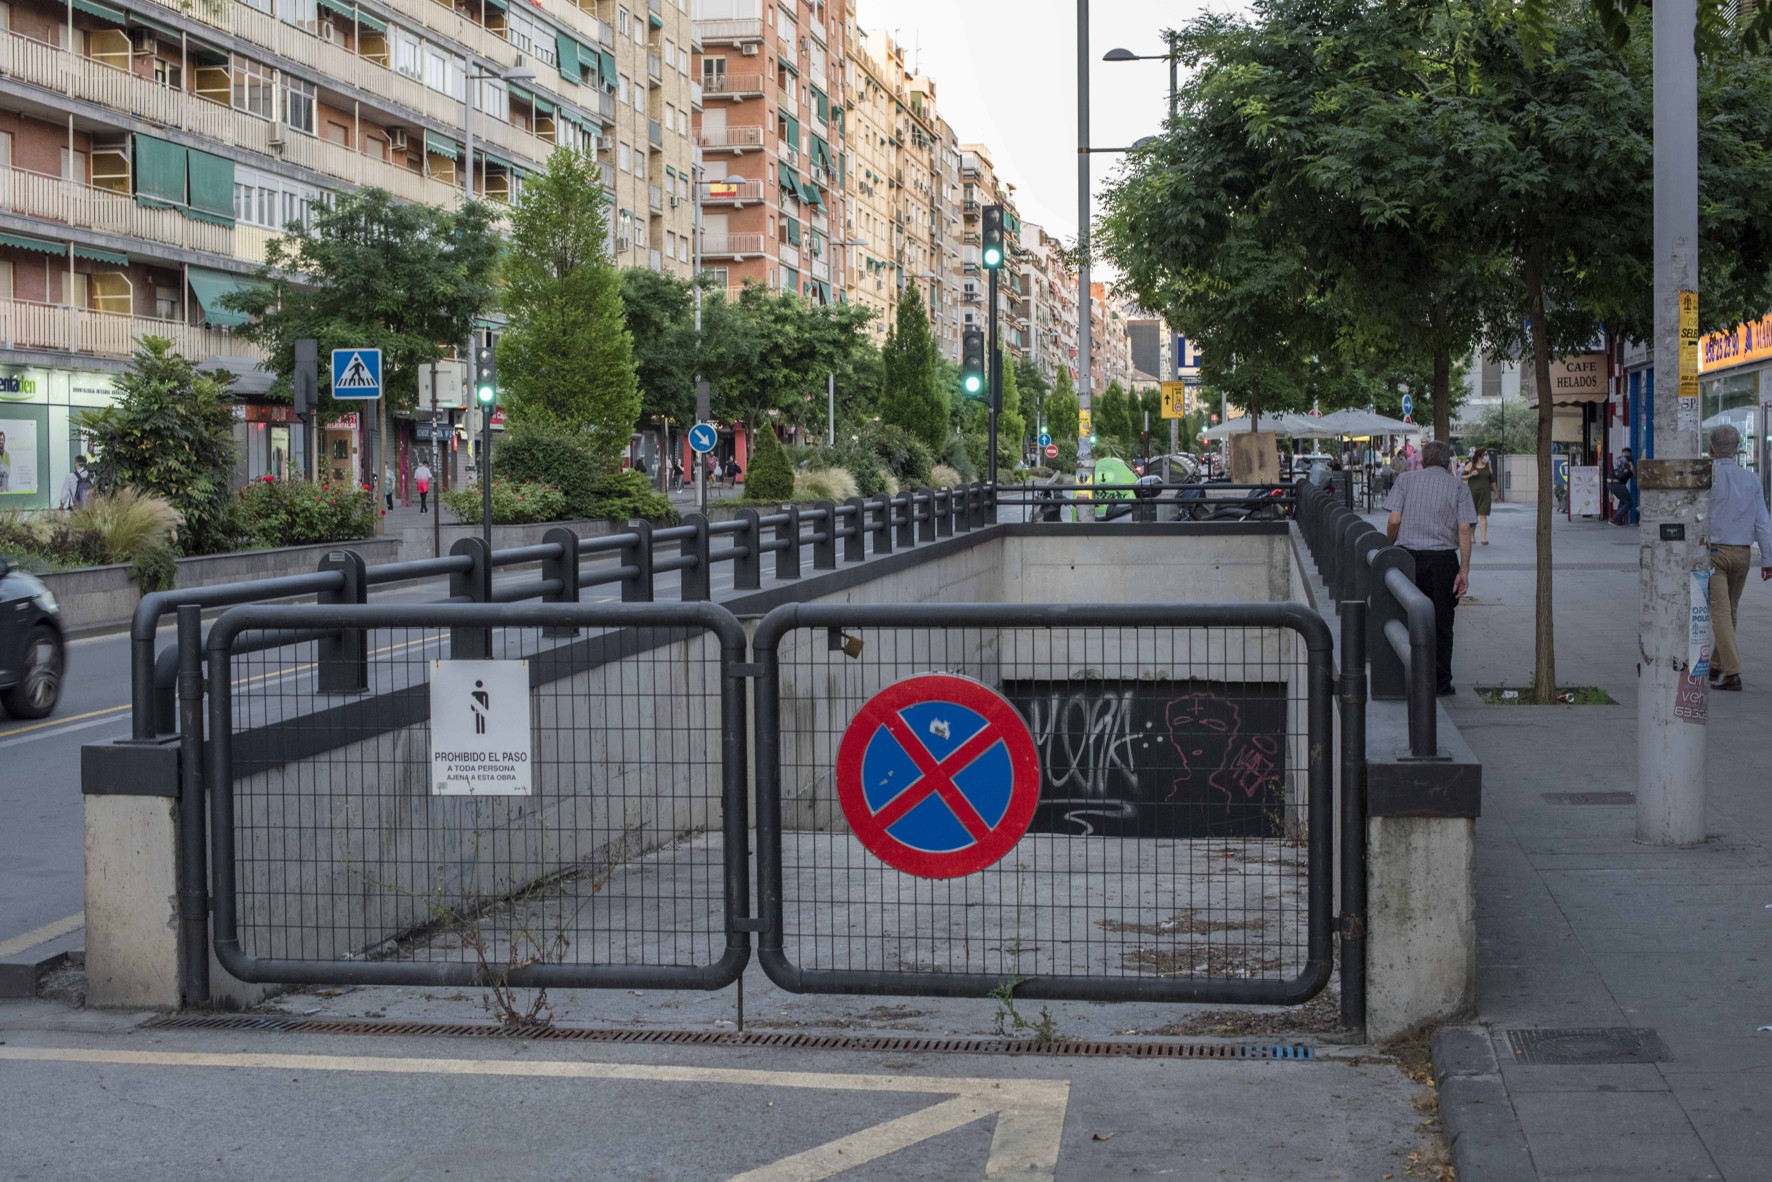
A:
[702,73,768,101]
[648,53,662,84]
[700,179,766,206]
[0,166,278,267]
[0,297,263,362]
[648,120,664,149]
[649,184,663,212]
[699,126,765,153]
[691,80,704,109]
[695,18,765,44]
[600,161,617,189]
[702,233,767,258]
[809,14,827,44]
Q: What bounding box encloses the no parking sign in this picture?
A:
[835,674,1042,879]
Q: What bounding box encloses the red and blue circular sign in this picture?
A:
[836,673,1042,879]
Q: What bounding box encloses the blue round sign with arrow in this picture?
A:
[688,423,718,454]
[1038,431,1052,449]
[1400,394,1414,419]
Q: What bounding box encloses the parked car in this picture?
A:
[0,556,64,719]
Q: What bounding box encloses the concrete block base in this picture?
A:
[1366,815,1476,1042]
[84,793,181,1009]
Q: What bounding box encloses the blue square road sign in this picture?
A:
[332,348,383,400]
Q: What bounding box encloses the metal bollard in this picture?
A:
[734,508,762,591]
[620,519,655,602]
[681,513,712,601]
[316,548,367,692]
[841,498,867,563]
[812,500,838,569]
[775,504,801,581]
[540,526,580,637]
[448,536,492,658]
[896,492,915,549]
[871,492,894,555]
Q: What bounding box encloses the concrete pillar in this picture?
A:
[84,792,182,1009]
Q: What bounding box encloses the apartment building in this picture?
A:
[958,143,1024,359]
[694,0,848,307]
[907,75,960,361]
[1018,222,1078,384]
[0,0,697,506]
[840,15,893,345]
[1089,281,1136,393]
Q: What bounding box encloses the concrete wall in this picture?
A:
[392,518,616,564]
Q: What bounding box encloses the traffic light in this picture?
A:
[982,204,1005,269]
[961,328,985,397]
[473,341,497,406]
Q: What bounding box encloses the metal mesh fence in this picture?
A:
[212,608,739,987]
[762,616,1328,1000]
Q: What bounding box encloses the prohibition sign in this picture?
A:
[836,673,1042,878]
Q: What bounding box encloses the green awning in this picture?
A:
[782,114,799,146]
[481,151,512,170]
[598,49,617,86]
[784,216,801,245]
[134,134,187,210]
[508,82,534,105]
[483,0,509,9]
[811,86,828,121]
[355,10,386,32]
[809,135,830,170]
[532,94,555,116]
[648,10,661,26]
[185,149,235,227]
[74,244,128,266]
[800,181,822,206]
[555,31,582,83]
[425,131,460,159]
[71,0,126,26]
[316,0,354,17]
[129,11,181,37]
[187,267,258,328]
[777,54,797,75]
[814,280,832,304]
[0,232,62,256]
[777,161,799,191]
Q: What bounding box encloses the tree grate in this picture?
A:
[1505,1027,1669,1065]
[142,1013,1315,1061]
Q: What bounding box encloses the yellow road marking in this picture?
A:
[0,705,126,739]
[0,912,82,959]
[0,1046,1070,1180]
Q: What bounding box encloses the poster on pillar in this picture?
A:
[0,418,39,496]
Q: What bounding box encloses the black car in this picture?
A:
[0,556,64,719]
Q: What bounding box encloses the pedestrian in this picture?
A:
[1400,441,1421,472]
[1385,439,1478,696]
[725,457,741,487]
[58,453,93,509]
[1607,447,1637,526]
[414,460,432,514]
[1704,423,1772,692]
[382,462,395,512]
[1462,447,1495,544]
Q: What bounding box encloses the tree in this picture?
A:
[620,268,698,428]
[699,286,879,439]
[998,349,1027,469]
[78,337,240,554]
[498,150,640,469]
[744,423,795,501]
[1094,382,1131,453]
[1045,369,1080,469]
[227,186,499,486]
[879,285,947,451]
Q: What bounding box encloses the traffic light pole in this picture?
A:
[987,263,1000,489]
[482,394,493,550]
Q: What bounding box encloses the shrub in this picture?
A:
[0,511,107,570]
[863,423,935,485]
[441,480,567,525]
[68,489,184,591]
[235,477,378,549]
[928,464,963,490]
[744,427,796,502]
[587,469,678,523]
[796,466,860,501]
[942,434,978,483]
[493,422,602,516]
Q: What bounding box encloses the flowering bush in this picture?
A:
[439,479,567,525]
[235,477,379,548]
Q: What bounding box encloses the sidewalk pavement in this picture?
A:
[1410,501,1772,1181]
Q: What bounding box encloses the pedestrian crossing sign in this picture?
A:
[331,348,383,400]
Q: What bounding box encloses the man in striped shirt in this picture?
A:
[1385,440,1478,696]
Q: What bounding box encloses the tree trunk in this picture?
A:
[1430,301,1452,442]
[376,396,388,536]
[1525,264,1557,703]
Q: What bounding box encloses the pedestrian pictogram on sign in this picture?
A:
[836,673,1042,879]
[331,348,383,400]
[430,659,533,796]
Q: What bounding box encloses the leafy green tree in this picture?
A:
[879,285,947,451]
[699,285,878,438]
[1045,369,1081,469]
[998,350,1027,468]
[227,186,499,485]
[79,337,240,554]
[743,425,795,501]
[498,150,640,469]
[620,268,698,427]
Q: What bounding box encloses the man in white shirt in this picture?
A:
[1705,423,1772,691]
[1386,440,1479,695]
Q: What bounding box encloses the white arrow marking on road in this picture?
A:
[0,1047,1071,1180]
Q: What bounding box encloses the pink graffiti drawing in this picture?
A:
[1165,694,1281,809]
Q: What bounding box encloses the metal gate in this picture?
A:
[193,598,1347,1011]
[751,602,1337,1006]
[202,601,751,990]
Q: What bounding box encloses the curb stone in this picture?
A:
[1431,1025,1538,1180]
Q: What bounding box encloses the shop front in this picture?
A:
[1696,313,1772,502]
[231,403,308,485]
[0,364,124,510]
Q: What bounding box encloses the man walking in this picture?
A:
[1608,447,1636,526]
[1704,424,1772,691]
[1386,439,1478,696]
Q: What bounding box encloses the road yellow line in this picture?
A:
[0,912,83,960]
[0,1046,1070,1180]
[0,705,126,739]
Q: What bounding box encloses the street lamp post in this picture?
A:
[1103,38,1179,119]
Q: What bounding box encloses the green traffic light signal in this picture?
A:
[961,327,986,398]
[474,344,496,405]
[982,204,1005,270]
[964,373,983,394]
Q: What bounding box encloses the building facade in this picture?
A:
[1089,282,1135,393]
[693,0,847,306]
[839,15,893,345]
[0,0,698,507]
[958,143,1024,359]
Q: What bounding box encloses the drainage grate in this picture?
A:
[1542,792,1636,806]
[143,1013,1314,1061]
[1506,1028,1669,1065]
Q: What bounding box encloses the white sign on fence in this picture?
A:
[429,659,533,796]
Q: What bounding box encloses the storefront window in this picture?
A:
[1702,370,1761,471]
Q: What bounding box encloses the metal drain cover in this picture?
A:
[1542,792,1635,806]
[1506,1027,1669,1065]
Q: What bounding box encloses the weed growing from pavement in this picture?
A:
[1477,683,1614,705]
[989,977,1062,1042]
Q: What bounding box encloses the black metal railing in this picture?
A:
[1293,478,1438,758]
[129,483,1001,741]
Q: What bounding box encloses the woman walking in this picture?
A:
[1463,447,1495,544]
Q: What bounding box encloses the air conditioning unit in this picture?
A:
[388,128,410,152]
[128,28,158,53]
[741,43,759,56]
[670,195,681,208]
[267,134,286,152]
[320,21,336,42]
[617,236,633,251]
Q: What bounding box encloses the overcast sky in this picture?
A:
[851,0,1241,245]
